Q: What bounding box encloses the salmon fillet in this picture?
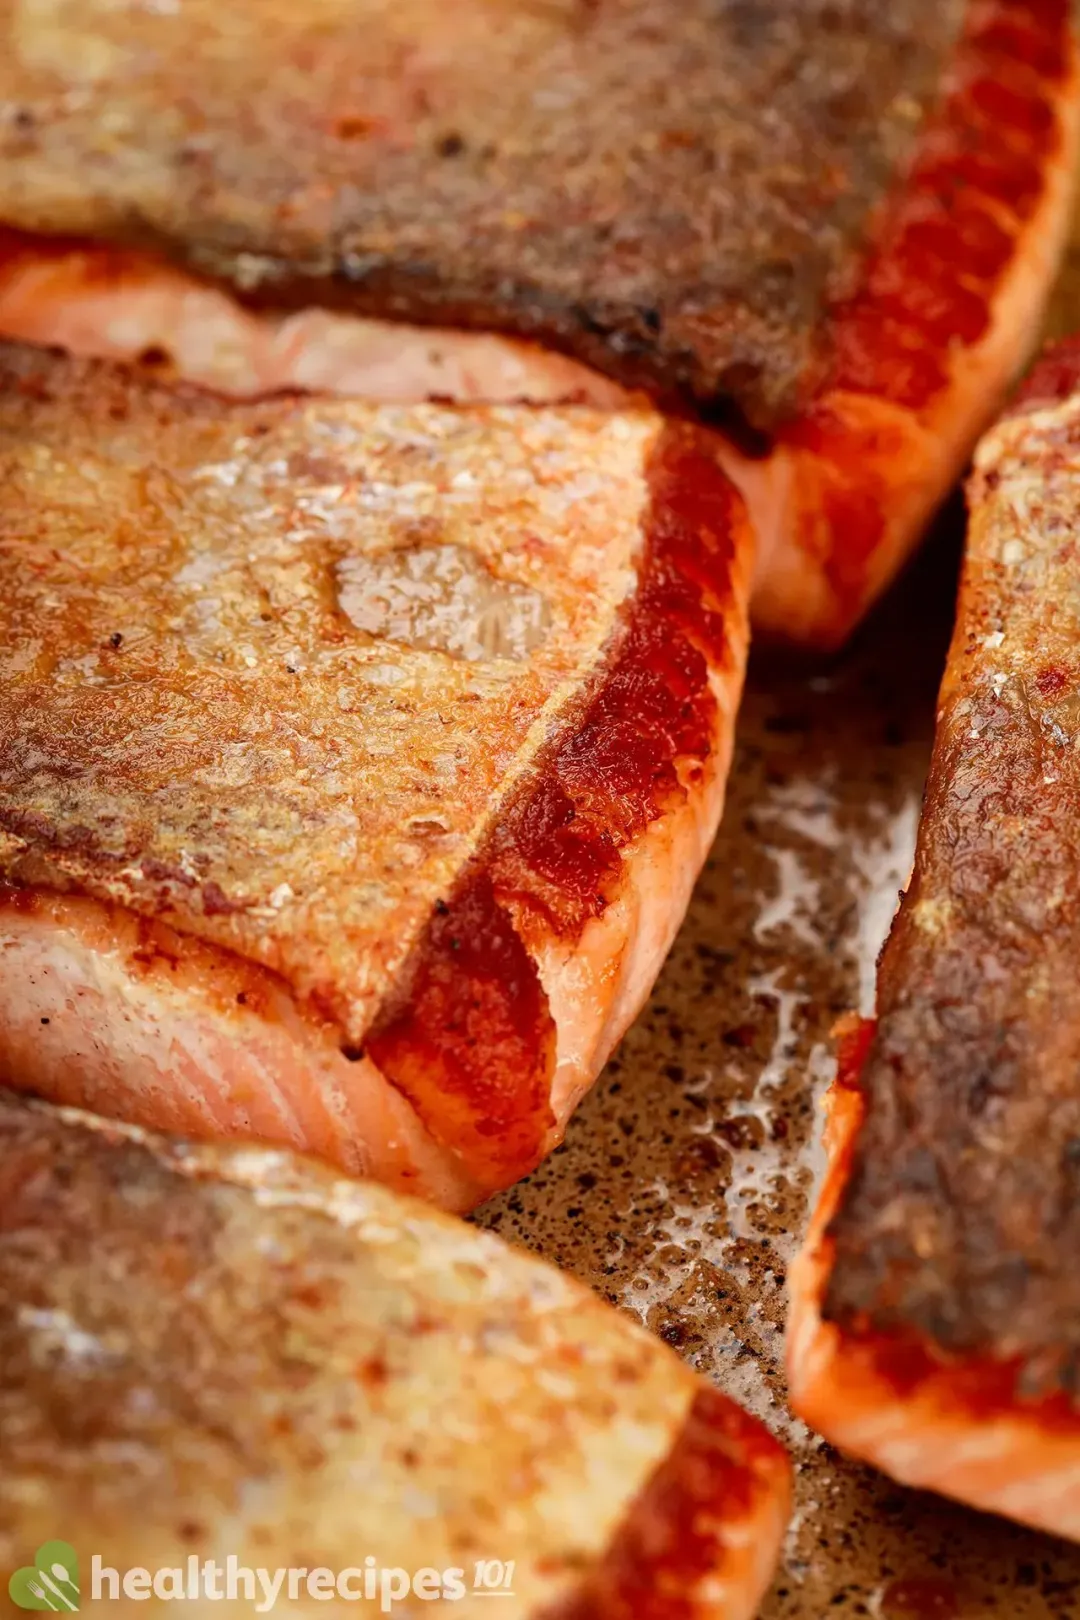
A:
[0,0,974,425]
[0,1090,792,1619]
[0,341,751,1211]
[0,0,1075,644]
[788,348,1080,1539]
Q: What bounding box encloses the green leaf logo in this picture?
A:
[9,1542,80,1611]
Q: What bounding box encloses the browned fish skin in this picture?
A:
[0,341,751,1205]
[0,1093,792,1619]
[0,2,1073,658]
[0,345,653,1051]
[0,0,965,430]
[822,346,1080,1380]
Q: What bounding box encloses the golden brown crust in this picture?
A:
[0,0,966,429]
[0,342,660,1046]
[0,1092,791,1612]
[823,358,1080,1385]
[0,342,752,1197]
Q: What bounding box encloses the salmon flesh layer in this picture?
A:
[0,0,1075,644]
[0,1092,792,1620]
[0,341,752,1211]
[788,349,1080,1540]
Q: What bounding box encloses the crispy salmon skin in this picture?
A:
[0,3,1075,646]
[788,345,1080,1540]
[0,342,752,1209]
[0,1091,792,1619]
[0,0,968,428]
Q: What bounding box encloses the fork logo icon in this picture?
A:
[9,1542,80,1611]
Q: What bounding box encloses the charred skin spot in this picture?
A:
[369,426,741,1195]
